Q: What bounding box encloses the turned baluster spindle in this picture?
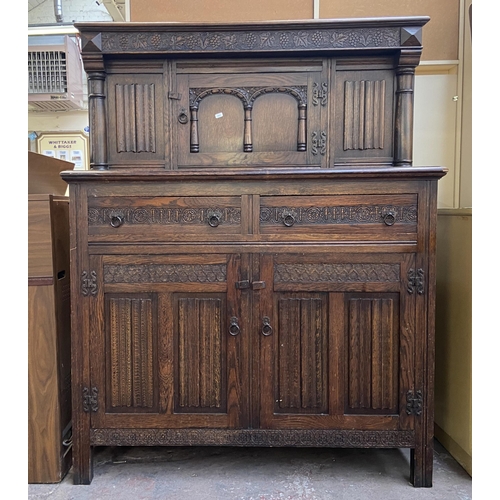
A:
[88,71,108,170]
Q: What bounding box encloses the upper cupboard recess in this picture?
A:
[105,57,397,169]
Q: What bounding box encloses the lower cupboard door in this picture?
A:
[259,253,417,433]
[89,253,248,430]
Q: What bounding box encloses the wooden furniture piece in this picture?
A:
[28,153,73,483]
[63,17,446,487]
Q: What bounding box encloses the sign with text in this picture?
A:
[37,132,89,170]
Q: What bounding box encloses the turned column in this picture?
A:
[87,71,109,170]
[394,50,421,167]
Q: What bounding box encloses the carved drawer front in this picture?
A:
[259,194,418,243]
[88,196,243,243]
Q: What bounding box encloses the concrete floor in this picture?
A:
[28,439,471,500]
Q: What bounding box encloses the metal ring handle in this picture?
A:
[382,212,396,226]
[110,215,124,228]
[208,214,221,227]
[282,212,296,227]
[262,316,273,336]
[178,110,189,124]
[229,317,240,336]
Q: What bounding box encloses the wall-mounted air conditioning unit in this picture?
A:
[28,35,85,112]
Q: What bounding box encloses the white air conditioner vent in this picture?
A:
[28,35,85,112]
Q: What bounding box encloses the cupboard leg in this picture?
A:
[72,445,93,485]
[410,444,433,487]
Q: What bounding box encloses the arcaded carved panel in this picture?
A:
[347,296,399,413]
[189,86,308,109]
[177,297,225,411]
[89,207,241,226]
[277,296,328,413]
[90,428,415,448]
[344,80,386,151]
[103,264,227,284]
[100,27,401,53]
[108,296,155,409]
[115,83,156,153]
[275,263,400,284]
[260,205,417,225]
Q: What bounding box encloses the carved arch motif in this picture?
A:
[188,86,307,153]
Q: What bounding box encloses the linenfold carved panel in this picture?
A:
[347,295,399,413]
[344,80,386,151]
[276,296,328,413]
[176,297,225,411]
[115,84,156,153]
[107,295,155,410]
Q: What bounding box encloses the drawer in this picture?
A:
[88,196,244,243]
[258,194,418,242]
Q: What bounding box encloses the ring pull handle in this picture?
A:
[178,109,189,124]
[261,316,273,336]
[282,210,296,227]
[207,210,222,228]
[110,215,124,228]
[382,211,396,226]
[229,317,240,336]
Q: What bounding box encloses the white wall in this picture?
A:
[414,67,460,209]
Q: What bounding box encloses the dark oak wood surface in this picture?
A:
[64,17,446,488]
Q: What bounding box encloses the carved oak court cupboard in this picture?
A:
[62,17,446,487]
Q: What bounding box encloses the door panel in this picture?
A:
[259,253,415,431]
[105,293,158,413]
[90,253,248,429]
[345,293,399,414]
[174,293,227,413]
[174,60,327,168]
[274,293,329,414]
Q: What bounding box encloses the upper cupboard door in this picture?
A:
[173,60,329,168]
[333,61,395,166]
[107,71,165,168]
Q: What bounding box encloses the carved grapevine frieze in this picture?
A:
[100,27,402,54]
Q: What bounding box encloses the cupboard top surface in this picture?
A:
[75,17,429,58]
[61,166,447,183]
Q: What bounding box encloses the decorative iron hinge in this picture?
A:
[311,131,327,156]
[406,390,423,416]
[81,270,98,296]
[83,387,98,413]
[407,268,424,295]
[312,82,328,106]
